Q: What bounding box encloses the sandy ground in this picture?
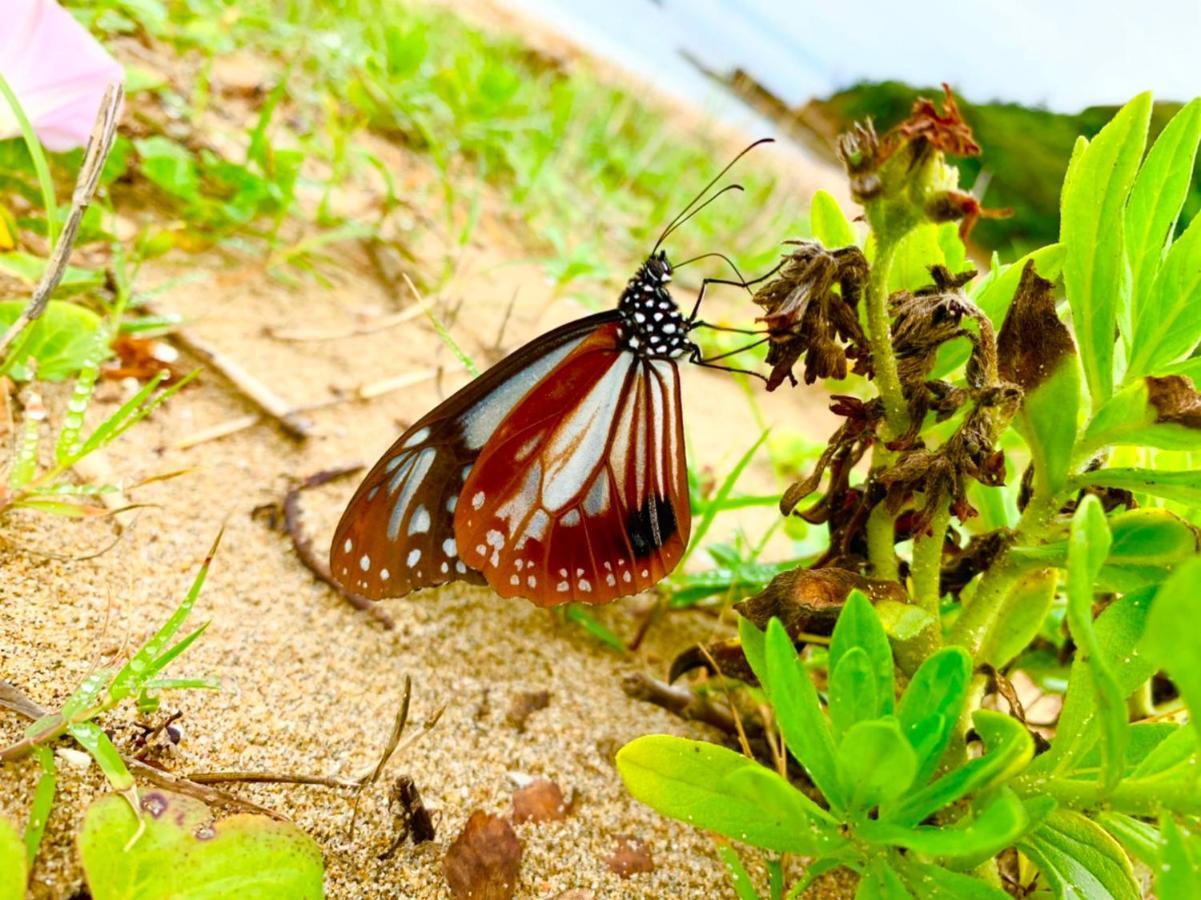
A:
[0,5,855,898]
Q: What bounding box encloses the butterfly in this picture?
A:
[330,140,773,608]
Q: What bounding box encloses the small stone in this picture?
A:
[505,690,550,732]
[606,835,654,878]
[444,810,523,900]
[511,779,568,824]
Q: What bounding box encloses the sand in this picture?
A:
[0,4,854,897]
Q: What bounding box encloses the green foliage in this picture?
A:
[623,93,1201,899]
[622,598,1039,897]
[79,791,324,899]
[0,815,26,900]
[0,300,101,381]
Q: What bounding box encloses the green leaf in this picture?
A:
[68,722,134,793]
[1157,816,1201,900]
[1131,723,1196,778]
[828,647,877,735]
[1141,557,1201,746]
[1128,212,1201,379]
[717,845,763,900]
[887,223,948,293]
[1080,375,1201,454]
[24,747,56,870]
[1019,809,1140,900]
[0,813,27,900]
[830,591,894,717]
[1073,467,1201,506]
[0,300,102,381]
[617,735,841,855]
[885,710,1033,827]
[896,647,971,786]
[1010,508,1199,587]
[79,791,324,900]
[562,604,626,653]
[892,857,1011,899]
[0,252,104,291]
[134,136,202,202]
[836,719,916,811]
[1059,92,1152,408]
[1096,812,1162,866]
[1065,497,1126,791]
[978,568,1058,669]
[855,858,912,900]
[1027,588,1155,779]
[738,616,769,688]
[763,619,842,807]
[860,789,1028,861]
[810,189,857,248]
[1126,98,1201,376]
[874,601,935,643]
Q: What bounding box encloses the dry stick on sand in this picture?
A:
[282,464,396,629]
[0,83,122,358]
[620,672,744,736]
[0,680,285,822]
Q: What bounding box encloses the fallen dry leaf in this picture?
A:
[505,690,550,732]
[444,811,523,900]
[511,779,569,825]
[606,835,654,879]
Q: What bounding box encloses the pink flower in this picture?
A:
[0,0,123,152]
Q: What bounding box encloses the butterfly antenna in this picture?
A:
[656,184,744,250]
[651,137,774,254]
[674,250,749,287]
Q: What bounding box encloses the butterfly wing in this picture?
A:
[330,311,622,599]
[455,321,690,606]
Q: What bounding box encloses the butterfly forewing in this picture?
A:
[330,311,621,599]
[454,322,690,606]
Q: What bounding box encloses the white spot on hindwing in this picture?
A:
[472,491,485,510]
[360,555,370,572]
[407,549,421,567]
[410,505,430,535]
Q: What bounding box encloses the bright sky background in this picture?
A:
[506,0,1201,113]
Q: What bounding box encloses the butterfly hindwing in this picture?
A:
[329,311,621,599]
[455,321,690,606]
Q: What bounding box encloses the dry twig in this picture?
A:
[282,464,395,629]
[0,83,123,358]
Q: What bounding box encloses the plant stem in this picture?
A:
[866,503,899,581]
[911,498,950,619]
[863,238,909,440]
[949,491,1062,658]
[0,73,59,246]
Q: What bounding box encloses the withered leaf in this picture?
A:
[668,637,756,684]
[736,567,908,637]
[444,811,523,900]
[754,244,870,391]
[997,261,1076,392]
[511,779,569,825]
[606,836,654,879]
[505,690,550,732]
[1146,375,1201,428]
[881,83,981,160]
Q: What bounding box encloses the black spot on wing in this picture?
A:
[627,495,677,558]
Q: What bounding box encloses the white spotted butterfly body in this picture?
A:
[330,251,697,607]
[331,138,773,607]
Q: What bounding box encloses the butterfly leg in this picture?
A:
[687,341,770,383]
[686,258,787,321]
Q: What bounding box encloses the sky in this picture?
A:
[504,0,1201,114]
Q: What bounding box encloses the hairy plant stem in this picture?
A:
[907,496,950,661]
[864,238,909,441]
[862,234,910,585]
[949,490,1062,658]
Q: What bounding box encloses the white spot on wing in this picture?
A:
[410,505,430,535]
[360,555,371,572]
[343,538,353,553]
[442,537,457,557]
[407,549,421,567]
[387,447,436,540]
[381,569,390,581]
[561,509,581,526]
[472,491,485,510]
[402,426,431,448]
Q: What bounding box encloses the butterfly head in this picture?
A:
[616,251,695,360]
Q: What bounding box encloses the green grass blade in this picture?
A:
[54,332,106,465]
[425,308,480,378]
[23,747,57,870]
[0,73,59,244]
[108,532,220,702]
[67,722,134,793]
[681,428,769,567]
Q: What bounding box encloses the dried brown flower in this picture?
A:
[754,243,870,391]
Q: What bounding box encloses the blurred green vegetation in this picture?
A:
[60,0,794,293]
[814,81,1201,255]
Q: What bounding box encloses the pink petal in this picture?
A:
[0,0,123,151]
